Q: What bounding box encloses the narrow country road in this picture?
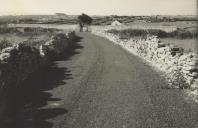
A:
[5,32,198,128]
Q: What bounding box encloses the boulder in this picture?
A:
[0,53,10,61]
[157,43,166,48]
[191,79,198,89]
[182,69,191,74]
[1,47,15,53]
[188,72,198,78]
[186,61,198,66]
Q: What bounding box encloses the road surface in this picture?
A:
[4,32,198,128]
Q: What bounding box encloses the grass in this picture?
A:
[125,21,197,31]
[107,28,198,39]
[10,24,78,32]
[106,27,197,52]
[0,32,52,47]
[161,38,197,52]
[0,27,60,51]
[0,35,28,45]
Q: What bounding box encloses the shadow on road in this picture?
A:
[0,36,83,128]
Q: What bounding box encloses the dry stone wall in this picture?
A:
[92,27,198,90]
[0,31,77,118]
[0,31,76,89]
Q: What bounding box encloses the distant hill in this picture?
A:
[0,15,197,25]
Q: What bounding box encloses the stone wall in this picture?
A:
[0,31,77,118]
[91,27,198,90]
[0,31,76,88]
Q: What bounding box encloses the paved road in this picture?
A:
[5,32,198,128]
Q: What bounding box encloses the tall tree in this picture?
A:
[78,13,93,32]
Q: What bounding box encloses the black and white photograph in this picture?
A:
[0,0,197,128]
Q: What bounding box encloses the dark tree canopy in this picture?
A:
[78,13,93,25]
[78,13,93,32]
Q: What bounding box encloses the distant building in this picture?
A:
[55,13,68,19]
[111,20,122,26]
[55,13,67,16]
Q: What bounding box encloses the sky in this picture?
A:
[0,0,197,16]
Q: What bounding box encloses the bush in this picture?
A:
[42,33,69,59]
[0,43,43,89]
[0,38,13,50]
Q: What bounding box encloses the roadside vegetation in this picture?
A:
[0,26,77,92]
[106,27,198,52]
[0,38,13,50]
[0,26,78,123]
[106,27,198,39]
[0,26,62,48]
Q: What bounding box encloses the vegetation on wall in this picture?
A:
[106,28,198,39]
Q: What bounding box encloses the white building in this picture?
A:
[111,20,122,26]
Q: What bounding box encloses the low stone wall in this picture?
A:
[0,31,77,119]
[91,27,198,90]
[0,32,75,88]
[0,44,44,89]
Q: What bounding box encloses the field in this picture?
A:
[0,31,52,45]
[9,24,78,32]
[96,21,196,32]
[0,14,197,52]
[0,34,28,45]
[102,21,197,52]
[0,26,62,50]
[161,38,197,52]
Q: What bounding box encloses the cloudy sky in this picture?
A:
[0,0,196,15]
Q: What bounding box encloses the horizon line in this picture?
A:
[0,13,197,17]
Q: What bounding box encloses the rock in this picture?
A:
[171,51,176,56]
[191,79,198,89]
[39,45,45,56]
[0,53,10,61]
[182,69,191,74]
[182,65,198,71]
[171,47,183,53]
[157,43,166,48]
[186,61,198,66]
[1,47,14,53]
[44,40,53,46]
[186,76,194,84]
[179,54,188,61]
[188,72,198,78]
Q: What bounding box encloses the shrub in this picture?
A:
[0,38,13,50]
[42,33,69,59]
[0,43,43,89]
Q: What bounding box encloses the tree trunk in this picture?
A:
[79,22,83,32]
[80,26,83,32]
[86,26,89,32]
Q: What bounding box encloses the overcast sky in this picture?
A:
[0,0,197,15]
